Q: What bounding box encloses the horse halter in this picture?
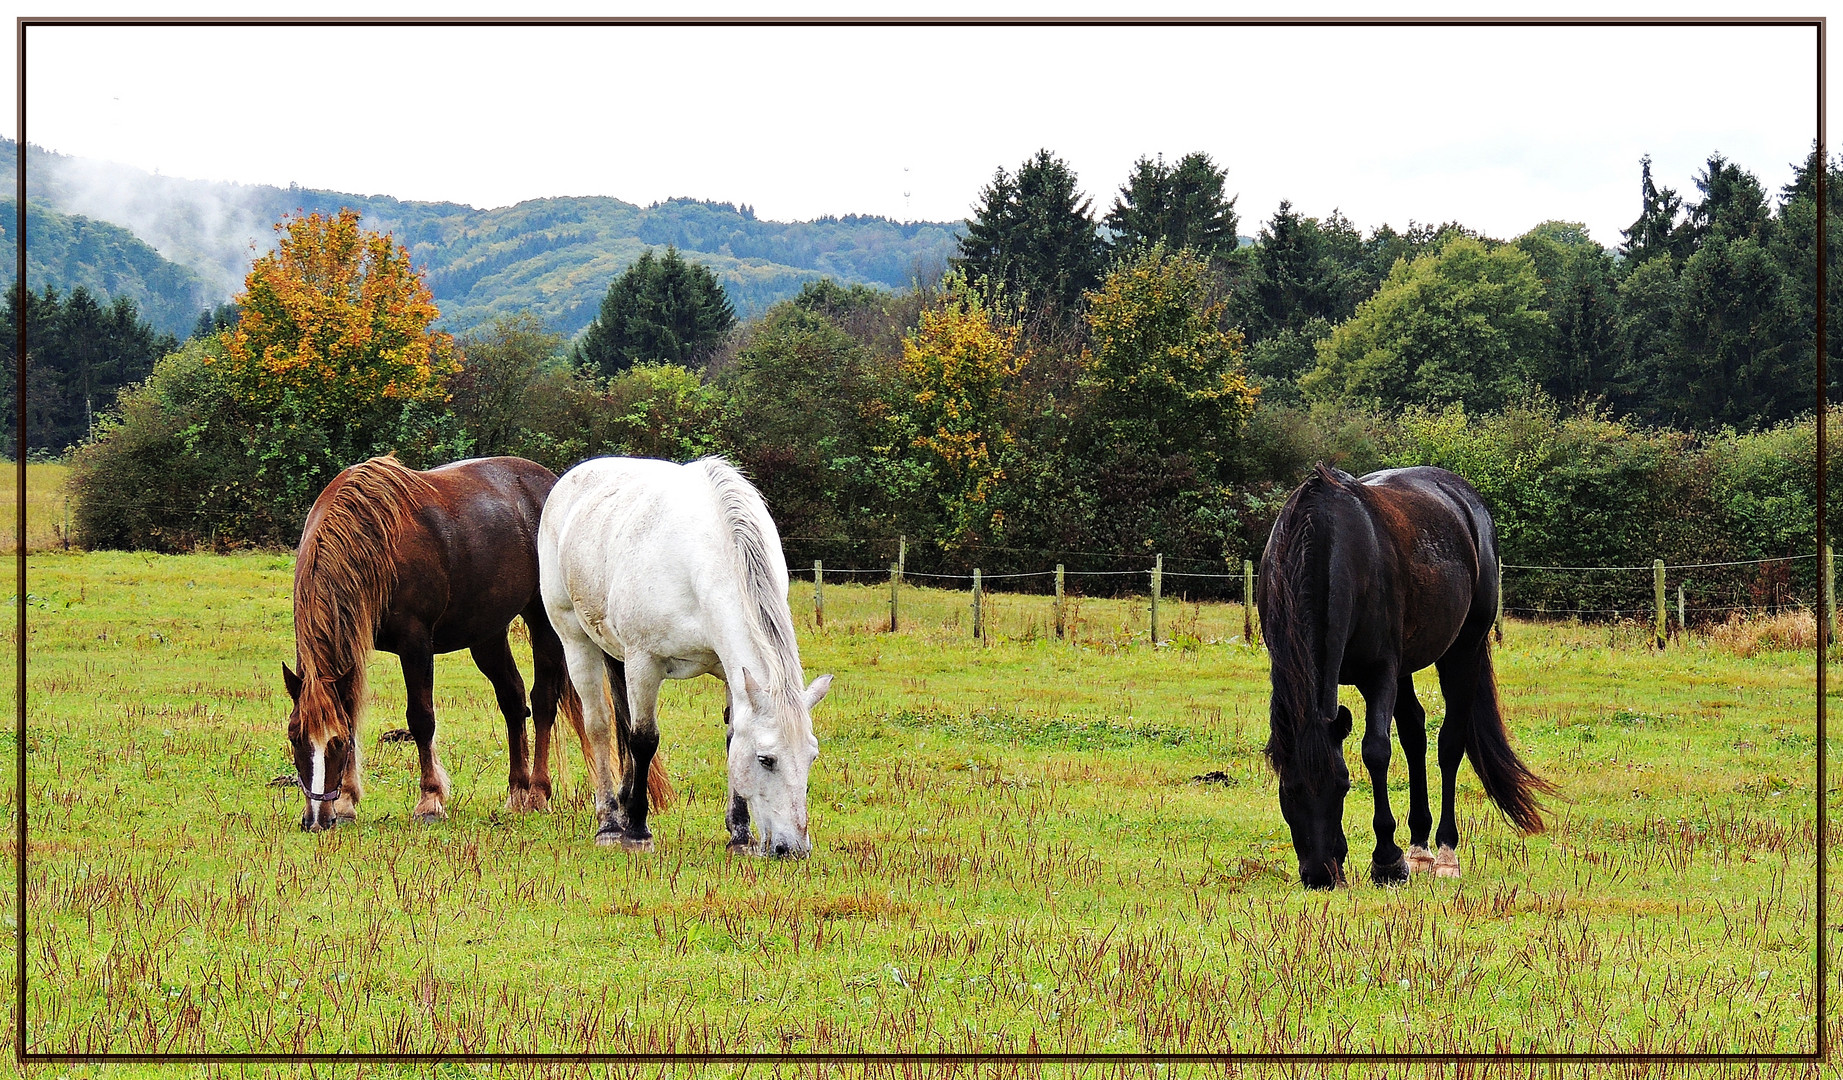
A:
[298,777,342,802]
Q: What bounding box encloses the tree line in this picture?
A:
[56,146,1841,618]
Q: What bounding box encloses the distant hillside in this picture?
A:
[4,140,962,339]
[0,196,210,338]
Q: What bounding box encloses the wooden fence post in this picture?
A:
[1150,553,1162,645]
[1054,564,1066,640]
[1827,544,1836,649]
[814,560,824,629]
[1494,561,1504,644]
[897,535,906,588]
[1243,558,1256,646]
[889,562,900,633]
[1653,558,1666,650]
[1677,582,1685,641]
[972,568,983,642]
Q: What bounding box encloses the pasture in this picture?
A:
[5,542,1830,1072]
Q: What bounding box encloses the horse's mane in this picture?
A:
[696,456,807,735]
[291,455,436,741]
[1262,464,1348,792]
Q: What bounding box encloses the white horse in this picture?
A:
[538,456,831,856]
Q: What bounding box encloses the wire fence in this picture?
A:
[780,534,1830,632]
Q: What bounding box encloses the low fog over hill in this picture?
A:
[1,139,961,338]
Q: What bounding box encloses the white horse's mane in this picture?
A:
[696,457,807,730]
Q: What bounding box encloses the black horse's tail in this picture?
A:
[1452,637,1554,833]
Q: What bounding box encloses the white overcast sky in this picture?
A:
[2,2,1830,249]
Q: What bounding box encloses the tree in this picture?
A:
[1248,203,1375,340]
[1514,222,1619,403]
[721,302,883,539]
[1771,144,1843,405]
[571,246,736,375]
[1620,155,1690,265]
[0,283,175,455]
[953,149,1105,319]
[1301,238,1549,412]
[448,313,564,457]
[1082,243,1256,480]
[1105,152,1240,260]
[893,274,1031,543]
[217,209,455,448]
[1684,153,1772,247]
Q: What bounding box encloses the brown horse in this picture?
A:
[1257,464,1553,889]
[282,455,603,830]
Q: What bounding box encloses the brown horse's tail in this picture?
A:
[551,676,594,794]
[551,663,675,810]
[600,666,676,813]
[1455,636,1555,834]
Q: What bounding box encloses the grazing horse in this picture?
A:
[1257,464,1553,889]
[282,455,596,830]
[539,456,832,855]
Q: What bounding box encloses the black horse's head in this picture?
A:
[1274,704,1353,888]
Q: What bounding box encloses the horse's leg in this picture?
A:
[1358,672,1407,885]
[523,603,574,812]
[471,631,534,812]
[1396,676,1436,875]
[554,627,621,842]
[722,703,751,852]
[1431,651,1475,879]
[400,638,450,822]
[614,654,663,853]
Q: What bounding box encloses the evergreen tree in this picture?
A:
[1104,152,1240,260]
[572,246,737,375]
[0,283,176,454]
[1684,152,1772,246]
[1621,155,1689,265]
[1515,222,1619,403]
[953,149,1105,319]
[1249,203,1374,340]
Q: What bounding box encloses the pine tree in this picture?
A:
[1620,155,1688,265]
[1104,152,1239,260]
[572,246,737,375]
[952,149,1105,320]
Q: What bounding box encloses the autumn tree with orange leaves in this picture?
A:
[218,209,455,428]
[206,209,463,513]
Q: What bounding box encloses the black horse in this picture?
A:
[1257,464,1553,889]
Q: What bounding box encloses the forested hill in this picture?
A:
[0,196,210,338]
[1,139,962,337]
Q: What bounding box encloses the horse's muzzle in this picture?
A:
[1299,858,1345,890]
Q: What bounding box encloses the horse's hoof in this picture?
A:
[619,835,655,853]
[1370,856,1410,887]
[1434,845,1462,878]
[413,810,447,824]
[1406,845,1436,875]
[595,829,623,847]
[505,790,534,813]
[726,839,754,856]
[525,791,550,813]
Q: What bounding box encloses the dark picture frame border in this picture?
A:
[11,12,1828,1066]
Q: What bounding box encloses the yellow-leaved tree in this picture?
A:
[211,209,462,515]
[218,208,455,422]
[895,274,1028,544]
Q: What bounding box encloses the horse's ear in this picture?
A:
[740,668,773,709]
[803,674,833,711]
[1332,705,1353,741]
[281,662,303,702]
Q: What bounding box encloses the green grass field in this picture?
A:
[3,538,1831,1076]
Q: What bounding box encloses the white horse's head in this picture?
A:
[729,668,830,857]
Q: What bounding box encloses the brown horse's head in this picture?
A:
[281,661,363,831]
